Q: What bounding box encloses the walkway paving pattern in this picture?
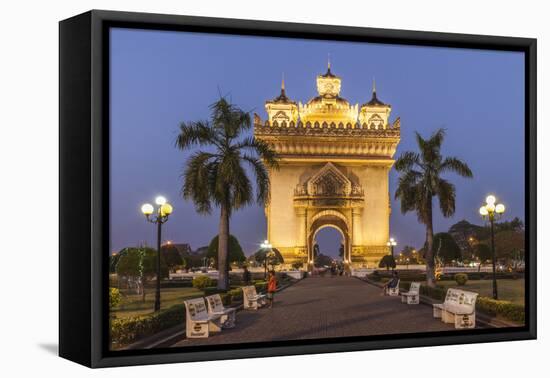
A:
[171,276,456,347]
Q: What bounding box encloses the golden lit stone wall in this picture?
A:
[255,66,400,269]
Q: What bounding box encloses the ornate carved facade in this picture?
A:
[255,63,401,269]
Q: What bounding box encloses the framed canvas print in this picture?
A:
[59,10,536,368]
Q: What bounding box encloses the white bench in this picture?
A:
[184,297,222,338]
[206,294,236,328]
[433,288,478,329]
[401,282,421,304]
[242,285,266,310]
[385,279,400,296]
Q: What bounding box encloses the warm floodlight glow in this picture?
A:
[155,196,167,206]
[486,195,496,205]
[160,203,173,216]
[141,203,154,215]
[486,203,496,212]
[479,206,488,216]
[496,204,506,214]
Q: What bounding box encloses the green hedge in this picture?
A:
[111,304,185,346]
[228,287,243,300]
[254,281,267,293]
[203,286,225,296]
[405,282,525,323]
[192,275,216,289]
[420,285,447,301]
[454,273,468,285]
[476,297,525,323]
[161,279,193,288]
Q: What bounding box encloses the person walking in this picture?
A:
[267,270,277,308]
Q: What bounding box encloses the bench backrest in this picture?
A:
[409,282,421,293]
[444,288,478,310]
[242,285,258,299]
[206,294,225,313]
[184,297,209,321]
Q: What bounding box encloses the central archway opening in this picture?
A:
[313,226,344,268]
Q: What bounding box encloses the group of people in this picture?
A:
[242,266,278,308]
[329,262,346,276]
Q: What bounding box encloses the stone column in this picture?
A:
[296,208,307,248]
[352,208,363,246]
[295,208,308,265]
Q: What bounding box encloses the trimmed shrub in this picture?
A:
[420,285,447,301]
[220,293,232,306]
[192,275,215,290]
[109,287,121,310]
[254,281,267,293]
[228,288,243,301]
[477,297,525,323]
[378,255,396,270]
[454,273,468,286]
[111,304,185,346]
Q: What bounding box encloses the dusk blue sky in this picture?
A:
[110,28,525,258]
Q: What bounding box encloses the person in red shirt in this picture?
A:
[267,270,277,308]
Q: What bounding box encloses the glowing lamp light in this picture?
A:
[486,195,496,205]
[479,206,488,216]
[486,203,496,212]
[495,203,506,214]
[160,203,173,216]
[155,196,167,206]
[141,203,154,215]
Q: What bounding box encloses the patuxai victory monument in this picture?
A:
[254,62,401,270]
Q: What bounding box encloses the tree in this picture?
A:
[116,247,168,301]
[379,255,396,270]
[339,244,344,258]
[394,129,473,286]
[176,97,279,290]
[161,244,184,272]
[253,248,284,267]
[474,243,491,270]
[493,229,525,262]
[433,232,462,264]
[314,253,333,267]
[313,244,320,259]
[207,234,246,266]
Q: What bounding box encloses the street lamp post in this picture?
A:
[479,194,505,300]
[141,196,173,312]
[260,240,272,279]
[387,238,397,257]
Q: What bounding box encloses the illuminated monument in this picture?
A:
[254,62,401,269]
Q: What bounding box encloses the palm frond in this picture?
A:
[394,151,421,172]
[234,137,279,169]
[242,154,271,205]
[175,121,220,150]
[182,152,218,214]
[436,178,456,217]
[440,157,473,178]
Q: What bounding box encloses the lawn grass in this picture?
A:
[437,279,525,305]
[112,287,204,318]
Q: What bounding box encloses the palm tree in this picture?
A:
[394,129,472,287]
[175,98,279,290]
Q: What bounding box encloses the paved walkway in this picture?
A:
[171,276,457,347]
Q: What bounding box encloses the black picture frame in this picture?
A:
[59,9,537,368]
